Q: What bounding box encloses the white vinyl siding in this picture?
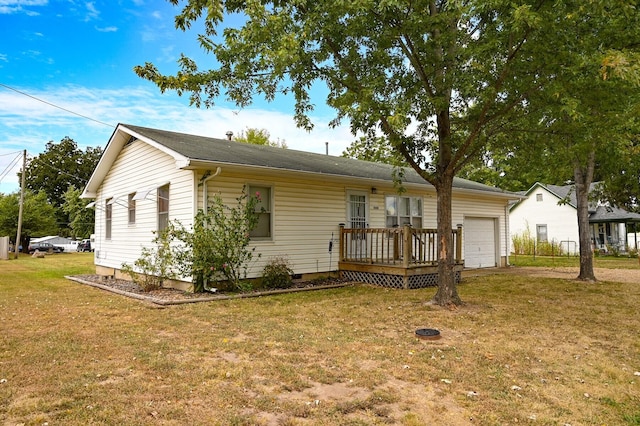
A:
[509,185,580,254]
[93,140,194,272]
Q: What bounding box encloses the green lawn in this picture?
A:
[1,253,639,425]
[510,253,640,269]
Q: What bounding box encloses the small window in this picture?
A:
[157,184,169,232]
[385,196,423,228]
[536,224,548,242]
[248,185,272,238]
[105,198,113,240]
[536,193,543,202]
[128,193,136,224]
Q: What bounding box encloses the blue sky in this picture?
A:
[0,0,354,194]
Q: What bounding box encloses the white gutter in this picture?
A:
[202,167,222,214]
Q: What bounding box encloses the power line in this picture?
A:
[0,150,23,157]
[0,151,22,184]
[0,82,115,128]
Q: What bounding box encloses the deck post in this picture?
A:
[402,225,411,269]
[456,224,463,263]
[339,224,345,262]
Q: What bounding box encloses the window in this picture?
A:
[536,193,543,202]
[157,184,169,232]
[248,185,271,238]
[128,193,136,224]
[105,198,112,240]
[385,196,423,228]
[536,224,548,242]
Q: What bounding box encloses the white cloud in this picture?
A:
[0,84,354,194]
[0,53,7,62]
[84,1,99,21]
[0,0,47,15]
[95,25,117,32]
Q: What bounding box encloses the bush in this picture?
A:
[262,256,294,289]
[121,229,177,292]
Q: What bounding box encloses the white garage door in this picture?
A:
[464,217,497,268]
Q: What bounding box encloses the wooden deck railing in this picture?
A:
[339,225,463,267]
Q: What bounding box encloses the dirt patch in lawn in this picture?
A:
[497,266,640,284]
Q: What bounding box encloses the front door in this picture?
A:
[347,192,368,259]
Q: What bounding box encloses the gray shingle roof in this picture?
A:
[123,124,516,196]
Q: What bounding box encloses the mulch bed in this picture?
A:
[66,275,351,305]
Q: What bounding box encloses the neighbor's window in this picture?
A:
[385,196,423,228]
[105,198,113,240]
[536,193,543,202]
[536,224,548,242]
[157,184,169,232]
[248,185,272,238]
[128,193,136,224]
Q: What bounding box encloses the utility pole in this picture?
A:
[13,150,26,260]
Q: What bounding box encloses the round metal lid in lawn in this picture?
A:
[415,328,441,340]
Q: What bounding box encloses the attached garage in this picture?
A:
[464,217,498,268]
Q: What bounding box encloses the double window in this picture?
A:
[385,196,423,228]
[248,185,272,239]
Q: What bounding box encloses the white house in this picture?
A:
[82,124,520,291]
[509,182,640,255]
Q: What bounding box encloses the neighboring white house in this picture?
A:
[82,124,520,290]
[509,182,640,255]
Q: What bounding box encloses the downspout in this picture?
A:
[201,167,222,293]
[202,167,222,214]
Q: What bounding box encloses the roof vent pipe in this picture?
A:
[325,142,329,155]
[226,131,233,141]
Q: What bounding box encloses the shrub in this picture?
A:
[121,229,177,292]
[262,256,294,289]
[169,186,262,292]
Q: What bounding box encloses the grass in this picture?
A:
[1,253,639,425]
[510,253,640,269]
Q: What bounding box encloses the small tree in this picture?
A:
[171,187,262,292]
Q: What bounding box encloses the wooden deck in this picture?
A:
[338,225,464,289]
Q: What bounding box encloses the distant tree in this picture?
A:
[234,128,287,148]
[0,190,58,250]
[342,136,405,166]
[62,186,95,239]
[23,137,102,235]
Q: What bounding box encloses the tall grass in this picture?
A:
[512,226,566,256]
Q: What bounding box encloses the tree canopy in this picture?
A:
[135,0,640,305]
[22,137,102,235]
[234,128,287,148]
[0,191,58,248]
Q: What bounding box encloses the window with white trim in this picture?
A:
[536,193,543,202]
[105,198,112,240]
[128,193,136,224]
[158,184,169,232]
[536,224,548,242]
[248,185,272,238]
[385,196,423,228]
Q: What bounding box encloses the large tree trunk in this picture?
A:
[431,170,462,306]
[574,151,597,282]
